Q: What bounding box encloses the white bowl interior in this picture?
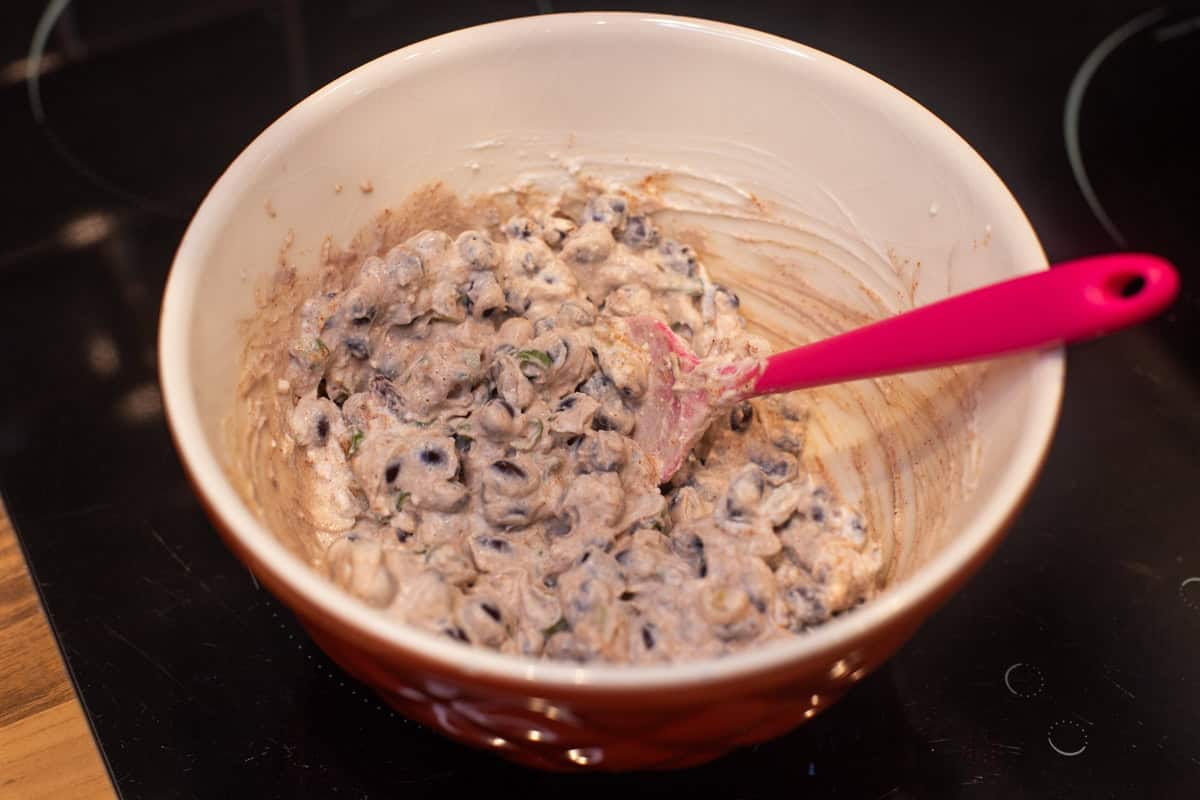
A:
[160,14,1061,688]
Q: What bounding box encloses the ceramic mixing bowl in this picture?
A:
[159,13,1062,770]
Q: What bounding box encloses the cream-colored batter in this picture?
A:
[251,190,881,664]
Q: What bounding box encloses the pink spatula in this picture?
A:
[624,253,1180,481]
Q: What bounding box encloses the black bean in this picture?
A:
[621,215,658,249]
[551,337,570,364]
[502,505,531,524]
[676,533,704,556]
[395,529,411,543]
[491,460,526,479]
[545,514,574,537]
[371,375,402,414]
[591,414,616,432]
[481,602,502,622]
[658,240,698,277]
[481,537,511,553]
[384,462,400,483]
[578,372,612,397]
[576,434,624,473]
[346,338,369,360]
[773,434,802,454]
[457,231,497,269]
[419,447,446,466]
[730,402,754,432]
[504,216,538,240]
[315,415,330,443]
[780,405,804,422]
[641,625,656,649]
[725,496,746,519]
[671,532,708,578]
[751,455,790,479]
[584,195,626,227]
[619,591,637,601]
[446,627,470,643]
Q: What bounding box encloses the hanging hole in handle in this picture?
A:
[1108,273,1147,299]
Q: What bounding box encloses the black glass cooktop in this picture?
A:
[1,1,1197,797]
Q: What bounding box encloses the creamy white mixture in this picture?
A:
[275,192,881,663]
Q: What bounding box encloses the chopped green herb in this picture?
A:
[543,618,569,638]
[347,428,365,456]
[394,491,411,512]
[314,338,330,356]
[516,349,553,369]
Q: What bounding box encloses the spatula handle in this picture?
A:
[753,253,1180,395]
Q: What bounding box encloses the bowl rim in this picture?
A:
[158,11,1064,691]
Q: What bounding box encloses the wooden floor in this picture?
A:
[0,503,115,800]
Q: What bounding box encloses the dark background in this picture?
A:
[1,1,1197,797]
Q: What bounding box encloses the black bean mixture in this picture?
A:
[278,192,881,663]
